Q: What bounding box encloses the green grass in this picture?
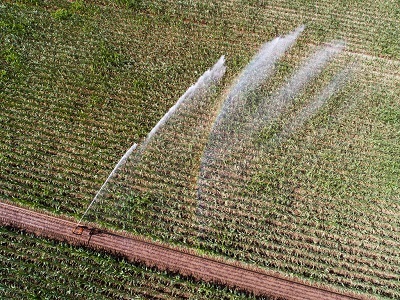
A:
[1,0,400,299]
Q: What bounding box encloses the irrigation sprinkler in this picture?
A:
[72,225,86,235]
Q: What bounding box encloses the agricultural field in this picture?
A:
[1,0,400,299]
[0,225,258,299]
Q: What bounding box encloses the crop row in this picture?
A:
[198,164,400,240]
[198,192,400,257]
[2,1,399,298]
[0,226,255,299]
[199,204,400,269]
[1,87,141,145]
[125,133,400,244]
[89,153,400,297]
[116,184,400,271]
[87,164,400,282]
[91,191,400,299]
[193,168,398,249]
[144,0,399,59]
[108,206,400,298]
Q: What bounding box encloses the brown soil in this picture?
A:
[0,202,367,300]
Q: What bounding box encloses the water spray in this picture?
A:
[278,64,353,139]
[252,41,345,133]
[140,55,226,150]
[197,26,305,223]
[73,143,138,234]
[73,56,227,234]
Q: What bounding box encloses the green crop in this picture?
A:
[1,0,399,299]
[0,226,260,299]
